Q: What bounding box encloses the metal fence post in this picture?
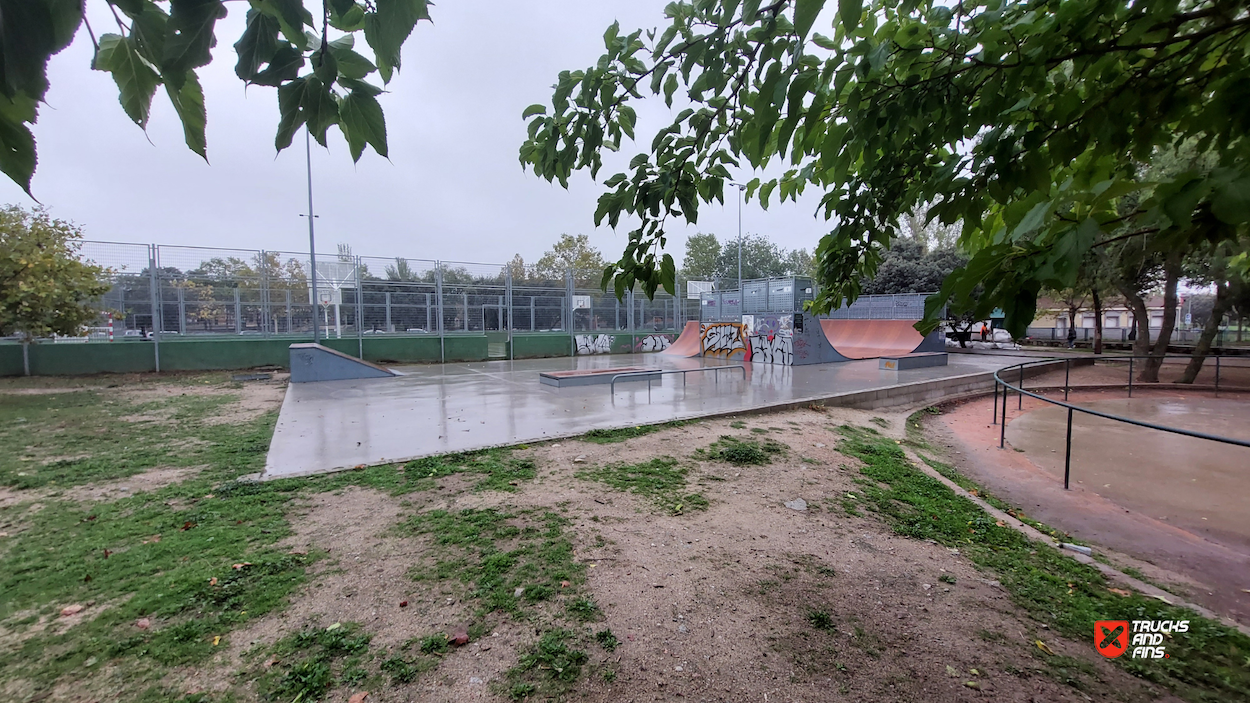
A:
[436,261,445,363]
[1215,354,1221,397]
[177,285,186,335]
[148,245,161,372]
[1018,365,1024,410]
[1064,358,1071,401]
[234,288,242,333]
[505,269,513,360]
[992,379,998,424]
[999,379,1008,448]
[1063,407,1073,489]
[385,291,392,333]
[566,269,575,356]
[260,249,270,336]
[356,255,364,359]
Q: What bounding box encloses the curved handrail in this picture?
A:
[991,354,1250,489]
[993,356,1250,449]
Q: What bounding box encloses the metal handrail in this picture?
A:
[990,354,1250,490]
[609,365,747,395]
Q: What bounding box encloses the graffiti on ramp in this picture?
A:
[700,323,750,360]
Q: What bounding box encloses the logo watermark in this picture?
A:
[1095,619,1187,659]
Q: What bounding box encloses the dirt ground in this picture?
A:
[931,391,1250,624]
[160,406,1181,703]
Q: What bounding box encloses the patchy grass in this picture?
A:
[580,421,688,444]
[504,629,588,700]
[0,388,243,488]
[807,609,835,630]
[695,435,787,465]
[399,508,584,616]
[576,457,708,515]
[833,424,1250,702]
[252,622,372,701]
[594,628,619,651]
[403,449,537,492]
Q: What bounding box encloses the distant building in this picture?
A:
[1031,296,1183,331]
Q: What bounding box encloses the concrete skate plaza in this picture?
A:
[263,352,1011,478]
[1005,395,1250,547]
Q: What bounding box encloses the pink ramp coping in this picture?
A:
[819,319,929,360]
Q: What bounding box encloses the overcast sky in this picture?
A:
[2,1,836,271]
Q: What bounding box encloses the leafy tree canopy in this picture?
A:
[533,234,608,278]
[0,0,430,194]
[520,0,1250,337]
[680,232,813,282]
[0,205,110,340]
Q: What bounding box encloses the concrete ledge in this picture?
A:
[880,352,948,370]
[539,367,660,388]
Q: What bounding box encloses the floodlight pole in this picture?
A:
[305,127,320,344]
[729,182,746,292]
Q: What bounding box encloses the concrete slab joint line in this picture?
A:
[896,442,1250,637]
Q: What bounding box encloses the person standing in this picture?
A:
[1067,325,1077,349]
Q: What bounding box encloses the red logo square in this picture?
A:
[1095,620,1129,658]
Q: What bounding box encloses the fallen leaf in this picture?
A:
[60,605,85,617]
[1108,588,1132,597]
[232,562,252,570]
[964,681,981,690]
[181,521,196,531]
[1035,640,1055,656]
[212,636,221,646]
[399,601,408,608]
[142,534,161,544]
[450,628,470,647]
[264,657,280,668]
[354,464,366,469]
[102,549,111,558]
[348,694,369,703]
[209,577,218,586]
[995,520,1005,527]
[135,618,151,630]
[560,581,570,588]
[945,665,959,677]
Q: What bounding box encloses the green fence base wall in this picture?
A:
[0,330,683,376]
[30,342,158,376]
[512,334,572,359]
[0,334,492,376]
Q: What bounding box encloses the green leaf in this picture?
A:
[364,0,429,83]
[93,33,160,128]
[328,37,377,80]
[129,2,170,66]
[163,0,227,79]
[312,44,338,84]
[793,0,826,41]
[339,90,387,161]
[274,77,306,151]
[0,111,36,195]
[0,0,57,99]
[256,0,314,50]
[165,71,207,159]
[522,104,547,119]
[302,77,341,146]
[837,0,861,33]
[234,9,281,81]
[251,44,303,86]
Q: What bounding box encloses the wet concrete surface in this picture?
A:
[1005,396,1250,547]
[263,352,1013,478]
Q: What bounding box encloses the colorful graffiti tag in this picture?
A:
[700,323,749,360]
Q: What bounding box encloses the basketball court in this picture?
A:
[262,351,1015,479]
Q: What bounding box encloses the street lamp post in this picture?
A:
[303,127,320,344]
[729,182,746,291]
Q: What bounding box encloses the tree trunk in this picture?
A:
[1179,281,1231,383]
[1117,282,1152,359]
[1091,287,1103,355]
[1140,255,1182,382]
